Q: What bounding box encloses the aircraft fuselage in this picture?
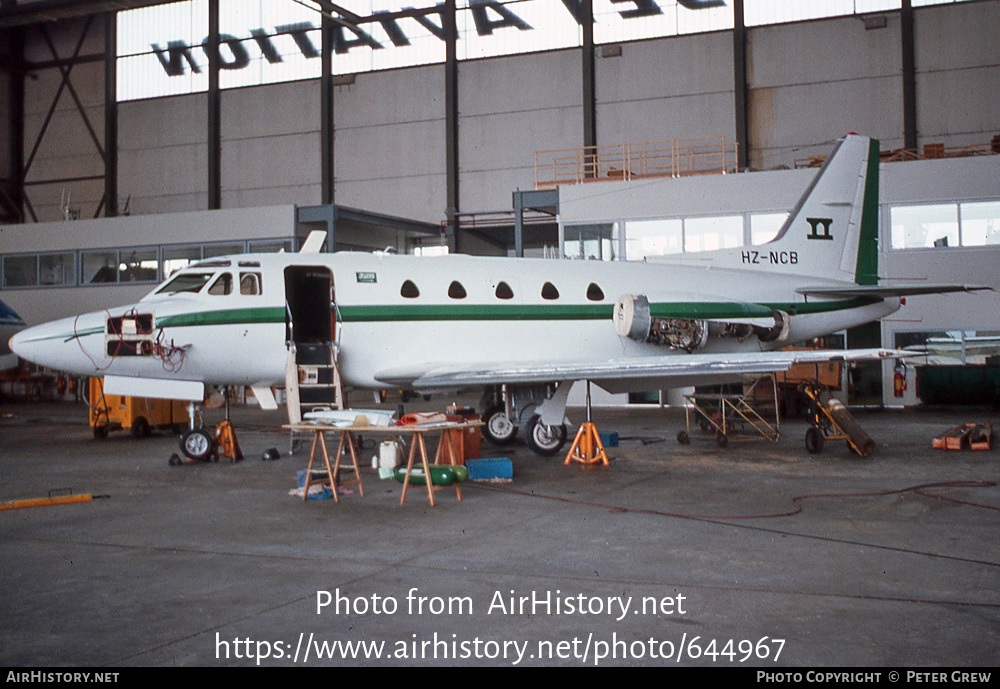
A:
[9,250,899,392]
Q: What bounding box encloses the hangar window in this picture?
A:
[890,201,1000,249]
[751,213,789,245]
[495,281,514,300]
[961,202,1000,246]
[400,280,420,298]
[81,250,120,284]
[541,282,560,300]
[890,204,958,248]
[684,215,743,252]
[207,273,233,296]
[624,219,682,260]
[2,254,37,287]
[448,281,467,299]
[587,283,605,301]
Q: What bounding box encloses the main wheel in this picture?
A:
[180,428,214,461]
[524,415,567,457]
[805,426,824,454]
[482,405,518,445]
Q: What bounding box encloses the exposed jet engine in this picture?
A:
[613,294,708,352]
[614,294,790,351]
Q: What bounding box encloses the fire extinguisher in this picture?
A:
[893,361,907,398]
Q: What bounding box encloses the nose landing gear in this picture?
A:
[170,394,244,465]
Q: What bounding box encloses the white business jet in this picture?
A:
[9,134,972,457]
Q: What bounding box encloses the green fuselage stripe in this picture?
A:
[334,298,876,323]
[24,297,878,345]
[156,307,286,328]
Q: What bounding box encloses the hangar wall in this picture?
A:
[596,29,735,148]
[8,1,998,226]
[21,19,107,222]
[747,12,905,168]
[334,64,446,221]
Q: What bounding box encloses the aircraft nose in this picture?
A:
[9,328,28,358]
[8,314,107,375]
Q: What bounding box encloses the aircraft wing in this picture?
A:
[797,284,991,297]
[375,348,899,394]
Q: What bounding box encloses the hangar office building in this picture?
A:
[1,0,998,406]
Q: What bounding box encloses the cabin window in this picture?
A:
[400,280,420,298]
[495,281,514,300]
[207,272,233,296]
[541,282,560,300]
[240,272,262,296]
[448,281,467,299]
[587,283,605,301]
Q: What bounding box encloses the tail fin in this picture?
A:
[657,134,880,285]
[765,134,880,285]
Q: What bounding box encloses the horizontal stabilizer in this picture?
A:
[797,284,991,298]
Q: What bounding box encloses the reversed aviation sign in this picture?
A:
[117,0,729,100]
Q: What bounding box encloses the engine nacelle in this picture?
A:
[614,294,709,352]
[614,294,791,349]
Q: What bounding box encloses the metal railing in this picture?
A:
[534,135,739,189]
[795,140,1000,168]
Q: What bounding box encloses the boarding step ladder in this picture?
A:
[285,342,346,456]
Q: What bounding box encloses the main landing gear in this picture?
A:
[480,384,569,457]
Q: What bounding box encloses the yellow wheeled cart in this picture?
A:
[799,382,875,457]
[88,377,189,439]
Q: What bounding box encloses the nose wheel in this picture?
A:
[171,395,243,464]
[180,428,215,461]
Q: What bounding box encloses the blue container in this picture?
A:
[465,457,513,480]
[598,431,619,447]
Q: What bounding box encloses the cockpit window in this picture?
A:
[207,273,233,296]
[156,272,214,294]
[240,272,262,296]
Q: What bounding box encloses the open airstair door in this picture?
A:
[283,266,343,424]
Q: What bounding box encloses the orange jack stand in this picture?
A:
[563,381,609,466]
[564,421,609,466]
[213,420,243,462]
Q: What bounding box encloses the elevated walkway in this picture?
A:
[534,135,739,189]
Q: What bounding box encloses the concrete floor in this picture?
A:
[1,399,998,667]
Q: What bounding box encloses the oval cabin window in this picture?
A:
[541,282,560,300]
[448,281,467,299]
[495,281,514,300]
[587,283,604,301]
[400,280,420,298]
